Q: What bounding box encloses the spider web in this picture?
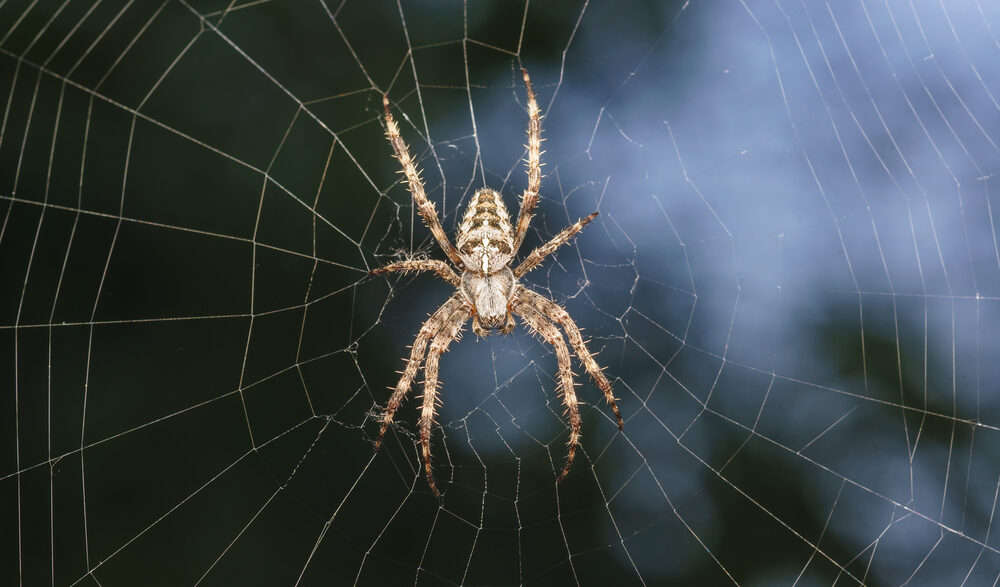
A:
[2,0,1000,584]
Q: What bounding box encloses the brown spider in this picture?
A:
[372,69,623,496]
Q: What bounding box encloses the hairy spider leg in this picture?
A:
[520,289,623,430]
[375,293,465,450]
[515,212,598,278]
[419,304,471,495]
[513,68,543,253]
[371,259,461,287]
[514,302,582,482]
[383,95,463,267]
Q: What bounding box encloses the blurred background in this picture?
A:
[2,0,1000,584]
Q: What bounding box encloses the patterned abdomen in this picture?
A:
[456,188,515,275]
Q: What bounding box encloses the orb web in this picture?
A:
[2,0,1000,584]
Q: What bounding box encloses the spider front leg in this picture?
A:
[371,259,461,287]
[419,304,471,495]
[375,293,464,450]
[521,289,623,430]
[514,303,581,483]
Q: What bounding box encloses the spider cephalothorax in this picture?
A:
[372,69,623,496]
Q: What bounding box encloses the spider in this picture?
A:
[372,69,623,496]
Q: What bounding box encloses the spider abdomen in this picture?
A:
[457,188,515,274]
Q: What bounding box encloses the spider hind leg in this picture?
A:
[382,95,463,266]
[513,68,543,252]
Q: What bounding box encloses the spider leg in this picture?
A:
[371,259,461,287]
[513,68,543,254]
[383,95,464,267]
[513,302,581,483]
[419,304,471,496]
[514,212,598,278]
[375,293,464,450]
[520,289,624,430]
